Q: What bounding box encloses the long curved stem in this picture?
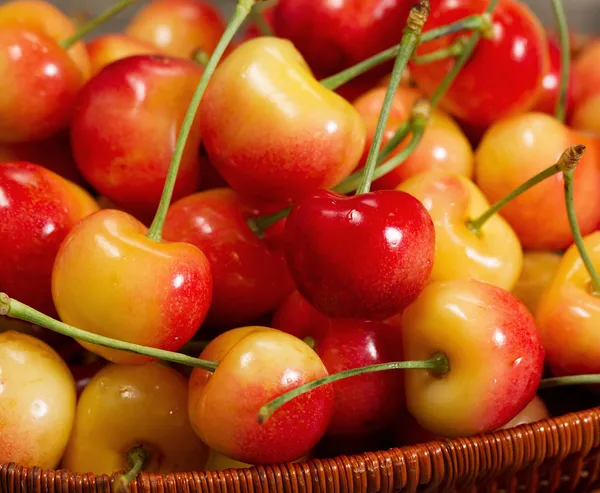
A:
[146,0,256,242]
[551,0,570,122]
[258,354,449,424]
[356,1,430,195]
[0,294,219,371]
[412,36,468,65]
[118,447,149,493]
[61,0,136,50]
[539,374,600,389]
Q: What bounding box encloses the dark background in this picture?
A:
[27,0,600,35]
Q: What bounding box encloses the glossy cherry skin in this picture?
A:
[284,189,435,320]
[573,39,600,107]
[533,38,576,118]
[0,0,91,78]
[0,331,76,469]
[536,231,600,377]
[86,33,163,77]
[70,55,203,221]
[272,290,405,436]
[0,26,84,143]
[272,0,412,78]
[475,112,600,250]
[0,162,99,317]
[199,37,366,203]
[163,188,294,329]
[403,279,545,437]
[51,209,212,364]
[188,326,334,465]
[397,171,523,291]
[410,0,548,128]
[511,251,562,315]
[353,86,474,190]
[126,0,226,59]
[62,363,209,474]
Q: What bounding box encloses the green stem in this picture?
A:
[0,294,219,372]
[118,447,149,493]
[539,374,600,389]
[192,49,210,66]
[562,159,600,296]
[146,0,256,242]
[429,0,501,109]
[319,14,491,92]
[257,353,449,424]
[60,0,136,50]
[247,205,291,238]
[551,0,570,122]
[412,36,468,65]
[356,1,430,195]
[377,120,411,164]
[249,3,274,36]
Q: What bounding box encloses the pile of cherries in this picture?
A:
[2,0,600,482]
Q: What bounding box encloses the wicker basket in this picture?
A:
[2,405,600,493]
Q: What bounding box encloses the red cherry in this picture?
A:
[283,189,435,320]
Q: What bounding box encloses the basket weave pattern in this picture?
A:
[2,407,600,493]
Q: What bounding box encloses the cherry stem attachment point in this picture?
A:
[118,447,149,493]
[0,294,219,372]
[60,0,136,50]
[412,36,469,65]
[146,0,256,242]
[539,374,600,389]
[192,49,210,66]
[247,205,291,238]
[257,353,449,424]
[551,0,570,123]
[562,151,600,296]
[356,0,430,195]
[467,144,585,234]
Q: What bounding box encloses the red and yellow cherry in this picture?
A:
[51,209,212,364]
[163,188,294,329]
[397,171,523,291]
[188,326,334,465]
[0,162,99,318]
[86,33,164,77]
[283,189,435,320]
[0,331,76,469]
[353,86,474,190]
[573,39,600,107]
[536,231,600,377]
[62,363,209,474]
[199,37,366,203]
[500,395,549,429]
[571,94,600,135]
[125,0,226,59]
[475,113,600,250]
[272,291,405,436]
[409,0,548,128]
[403,279,545,437]
[533,38,576,117]
[70,54,204,221]
[0,26,84,143]
[511,251,562,315]
[271,0,412,79]
[0,0,91,78]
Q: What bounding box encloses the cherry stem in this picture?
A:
[146,0,256,242]
[60,0,136,50]
[247,205,291,238]
[377,120,412,164]
[118,447,149,493]
[412,36,469,65]
[562,159,600,296]
[249,3,274,36]
[0,294,219,372]
[539,374,600,389]
[192,49,210,66]
[319,14,491,92]
[429,0,501,109]
[257,353,449,424]
[356,1,430,195]
[551,0,570,122]
[467,144,586,234]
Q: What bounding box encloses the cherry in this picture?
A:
[0,162,99,318]
[571,94,600,134]
[272,290,405,436]
[125,0,226,60]
[188,326,334,465]
[283,189,435,320]
[511,251,562,315]
[0,331,76,468]
[573,39,600,108]
[163,188,294,329]
[409,0,548,128]
[198,37,366,203]
[500,395,549,429]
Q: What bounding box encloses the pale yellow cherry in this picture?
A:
[511,251,562,314]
